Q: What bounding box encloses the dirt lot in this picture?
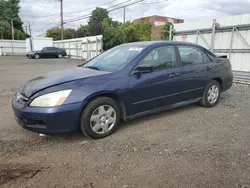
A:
[0,56,250,188]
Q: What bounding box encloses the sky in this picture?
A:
[19,0,250,36]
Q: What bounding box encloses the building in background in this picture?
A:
[133,15,184,40]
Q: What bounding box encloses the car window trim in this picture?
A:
[177,45,210,66]
[130,45,179,75]
[201,48,216,62]
[201,49,213,63]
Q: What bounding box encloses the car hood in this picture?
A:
[20,67,110,97]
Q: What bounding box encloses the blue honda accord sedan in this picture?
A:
[12,41,233,139]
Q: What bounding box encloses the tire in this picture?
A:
[34,54,40,59]
[200,80,220,108]
[80,97,121,139]
[57,53,63,58]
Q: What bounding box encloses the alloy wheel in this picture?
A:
[207,85,219,104]
[90,105,116,134]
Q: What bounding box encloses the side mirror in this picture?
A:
[133,66,153,74]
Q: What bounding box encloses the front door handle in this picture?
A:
[169,72,180,78]
[206,66,212,70]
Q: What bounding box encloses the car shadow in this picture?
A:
[37,131,88,142]
[118,103,200,131]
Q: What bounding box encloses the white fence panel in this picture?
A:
[174,20,213,32]
[0,40,26,55]
[54,35,103,60]
[217,14,250,27]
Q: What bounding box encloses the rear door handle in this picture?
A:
[169,72,180,78]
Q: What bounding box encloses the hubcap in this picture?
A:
[207,85,219,104]
[90,105,116,134]
[58,54,62,58]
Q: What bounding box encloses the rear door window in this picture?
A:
[201,50,212,63]
[178,46,203,66]
[203,48,216,61]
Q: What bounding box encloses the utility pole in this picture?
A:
[25,24,28,35]
[123,7,126,24]
[28,22,33,51]
[11,19,14,40]
[59,0,64,40]
[11,19,14,55]
[123,6,125,43]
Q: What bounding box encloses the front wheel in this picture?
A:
[34,54,40,59]
[80,97,121,139]
[57,53,63,58]
[200,80,220,108]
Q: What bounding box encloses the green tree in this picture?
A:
[101,19,140,50]
[134,22,152,41]
[162,23,172,40]
[101,18,116,50]
[0,0,25,39]
[46,28,76,40]
[90,7,109,22]
[46,28,61,40]
[64,28,76,39]
[111,20,121,28]
[88,7,110,36]
[121,23,139,43]
[76,25,89,38]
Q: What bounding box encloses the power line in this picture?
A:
[28,0,132,20]
[37,0,143,36]
[31,0,53,20]
[106,0,132,10]
[64,0,142,23]
[63,0,119,15]
[28,0,119,19]
[141,0,168,4]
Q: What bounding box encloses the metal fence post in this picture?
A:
[210,19,216,52]
[101,36,103,52]
[169,24,173,41]
[80,41,83,60]
[86,39,89,60]
[96,37,98,57]
[196,31,199,44]
[229,27,235,61]
[11,40,14,55]
[76,40,78,59]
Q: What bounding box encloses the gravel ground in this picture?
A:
[0,56,250,188]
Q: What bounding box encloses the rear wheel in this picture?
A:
[200,80,220,107]
[80,97,121,139]
[34,54,40,59]
[57,53,63,58]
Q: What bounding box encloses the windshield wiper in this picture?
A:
[84,66,100,70]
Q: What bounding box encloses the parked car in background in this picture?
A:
[13,41,233,139]
[26,47,67,59]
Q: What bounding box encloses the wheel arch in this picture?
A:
[212,77,223,89]
[83,92,127,122]
[33,53,40,59]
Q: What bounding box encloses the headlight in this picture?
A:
[30,90,72,107]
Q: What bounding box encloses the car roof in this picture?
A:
[120,41,202,48]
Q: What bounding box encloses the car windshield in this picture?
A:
[83,45,144,72]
